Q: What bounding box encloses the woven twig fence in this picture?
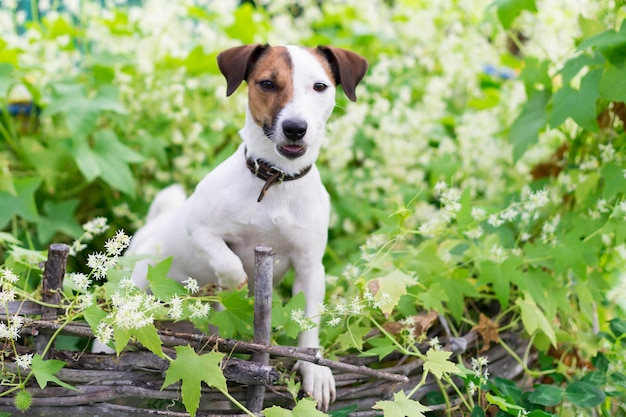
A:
[0,244,529,416]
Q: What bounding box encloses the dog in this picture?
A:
[126,44,367,409]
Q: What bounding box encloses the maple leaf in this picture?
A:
[367,269,416,317]
[31,354,78,391]
[422,348,461,379]
[471,313,500,352]
[162,345,226,417]
[373,391,431,417]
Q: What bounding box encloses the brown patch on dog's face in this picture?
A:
[307,47,339,88]
[246,47,294,136]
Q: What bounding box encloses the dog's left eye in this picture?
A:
[313,82,328,92]
[259,80,275,90]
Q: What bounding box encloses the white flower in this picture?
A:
[189,300,211,319]
[15,353,33,370]
[168,295,183,320]
[1,268,19,284]
[182,277,199,294]
[326,316,342,327]
[527,189,550,211]
[490,244,508,264]
[465,226,484,239]
[471,207,486,221]
[70,272,92,292]
[104,230,132,256]
[87,252,116,279]
[500,208,519,222]
[350,296,363,315]
[0,288,15,306]
[83,217,109,235]
[487,214,504,228]
[95,322,114,346]
[428,336,442,350]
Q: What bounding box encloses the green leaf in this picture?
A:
[71,129,144,196]
[224,3,266,44]
[113,324,164,358]
[367,269,416,317]
[515,292,557,347]
[147,257,186,302]
[485,393,526,414]
[134,324,164,358]
[564,381,606,408]
[490,377,523,404]
[519,57,551,95]
[0,63,13,98]
[559,52,605,85]
[599,64,626,102]
[0,177,41,228]
[361,336,397,360]
[609,318,626,338]
[373,391,431,417]
[210,288,254,338]
[510,88,550,161]
[528,384,564,406]
[492,0,537,29]
[83,304,107,336]
[549,68,601,131]
[31,354,78,391]
[37,199,83,243]
[601,163,626,200]
[416,282,449,313]
[471,406,485,417]
[272,291,307,339]
[264,398,329,417]
[43,83,127,140]
[423,348,460,379]
[337,321,371,351]
[162,346,226,417]
[578,27,626,65]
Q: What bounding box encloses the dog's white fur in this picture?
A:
[122,44,367,409]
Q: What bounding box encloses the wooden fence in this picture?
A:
[0,244,529,416]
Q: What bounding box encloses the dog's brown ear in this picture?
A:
[217,44,269,97]
[317,46,368,102]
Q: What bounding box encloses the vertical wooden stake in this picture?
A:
[246,245,274,413]
[35,243,70,358]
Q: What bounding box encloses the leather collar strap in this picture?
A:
[245,153,312,202]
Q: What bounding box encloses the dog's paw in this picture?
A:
[294,360,336,411]
[216,270,248,290]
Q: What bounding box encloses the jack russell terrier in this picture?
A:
[125,44,367,409]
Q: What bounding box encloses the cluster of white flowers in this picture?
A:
[106,288,159,331]
[0,268,18,308]
[0,315,24,341]
[15,353,33,371]
[290,309,315,332]
[70,218,110,256]
[182,277,200,294]
[467,356,490,396]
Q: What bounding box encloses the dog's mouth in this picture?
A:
[277,144,307,159]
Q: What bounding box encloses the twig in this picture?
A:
[22,319,409,383]
[35,243,69,358]
[247,246,274,412]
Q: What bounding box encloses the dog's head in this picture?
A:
[217,44,368,172]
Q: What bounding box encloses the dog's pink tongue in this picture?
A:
[283,145,303,151]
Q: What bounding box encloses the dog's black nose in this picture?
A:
[282,119,307,140]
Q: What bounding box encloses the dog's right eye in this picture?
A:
[259,80,275,90]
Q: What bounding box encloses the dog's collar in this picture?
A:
[245,149,312,202]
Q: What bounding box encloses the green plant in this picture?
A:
[0,0,625,416]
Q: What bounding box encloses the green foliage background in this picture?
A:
[0,0,625,415]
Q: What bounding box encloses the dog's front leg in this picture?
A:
[189,227,248,289]
[292,260,335,410]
